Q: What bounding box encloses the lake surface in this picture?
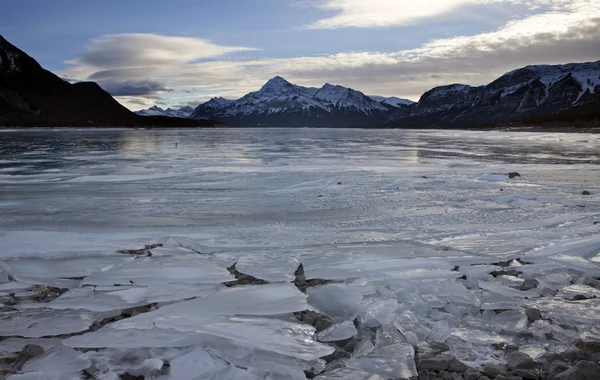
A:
[1,128,600,378]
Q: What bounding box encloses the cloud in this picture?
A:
[63,33,257,101]
[64,1,600,109]
[303,0,550,29]
[100,80,173,97]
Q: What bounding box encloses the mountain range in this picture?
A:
[1,34,598,128]
[0,36,215,128]
[143,63,599,128]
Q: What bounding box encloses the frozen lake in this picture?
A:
[1,128,600,379]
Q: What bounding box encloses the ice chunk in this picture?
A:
[136,283,307,319]
[460,265,502,280]
[557,284,600,300]
[346,343,417,379]
[82,254,232,286]
[478,280,538,298]
[21,346,91,376]
[427,320,452,343]
[317,321,358,342]
[0,282,34,292]
[0,309,99,338]
[493,310,527,332]
[536,272,574,290]
[22,286,151,312]
[393,311,430,344]
[307,284,363,321]
[65,316,334,361]
[315,367,384,379]
[452,328,508,345]
[0,338,61,354]
[362,298,399,326]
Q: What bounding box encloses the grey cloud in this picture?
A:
[100,80,173,97]
[282,18,600,99]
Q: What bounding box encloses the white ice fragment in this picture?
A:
[452,328,508,345]
[427,320,452,343]
[0,269,9,284]
[460,265,502,280]
[21,346,91,377]
[0,309,97,338]
[362,298,399,326]
[346,343,417,379]
[478,280,538,298]
[65,316,334,361]
[536,272,573,290]
[0,338,62,355]
[142,283,306,319]
[0,282,34,292]
[82,255,232,286]
[315,368,384,379]
[307,284,363,321]
[106,287,149,303]
[21,286,150,312]
[493,310,527,332]
[557,284,600,300]
[317,321,358,342]
[169,347,229,380]
[393,311,430,344]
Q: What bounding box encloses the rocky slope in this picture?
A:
[388,62,600,128]
[0,36,215,128]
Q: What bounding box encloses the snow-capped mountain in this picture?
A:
[189,77,397,127]
[369,96,415,108]
[136,105,194,118]
[388,61,600,127]
[188,97,235,120]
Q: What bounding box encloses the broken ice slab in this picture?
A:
[557,284,600,300]
[531,298,600,326]
[427,320,452,343]
[459,265,503,280]
[124,283,307,321]
[21,286,150,312]
[65,316,334,361]
[317,320,358,342]
[493,310,527,332]
[0,282,34,292]
[314,367,384,379]
[479,292,523,310]
[0,308,102,338]
[346,343,417,379]
[82,254,233,286]
[393,311,430,344]
[307,284,363,321]
[362,298,399,326]
[550,254,600,275]
[535,272,575,290]
[2,256,135,287]
[19,345,91,378]
[0,338,62,355]
[478,280,539,298]
[452,328,508,345]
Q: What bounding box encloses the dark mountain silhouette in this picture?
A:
[0,35,216,127]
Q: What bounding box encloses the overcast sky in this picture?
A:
[3,0,600,110]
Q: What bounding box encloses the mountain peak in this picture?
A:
[260,76,295,92]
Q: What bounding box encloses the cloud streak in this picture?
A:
[63,1,600,109]
[303,0,550,29]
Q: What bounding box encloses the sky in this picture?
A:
[3,0,600,110]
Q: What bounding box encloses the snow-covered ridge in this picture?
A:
[369,95,415,108]
[136,105,194,118]
[191,76,401,120]
[492,61,600,101]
